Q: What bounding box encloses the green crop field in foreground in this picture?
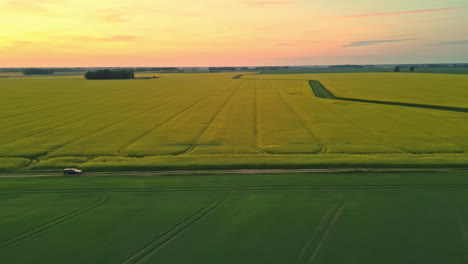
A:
[2,172,468,263]
[0,72,467,171]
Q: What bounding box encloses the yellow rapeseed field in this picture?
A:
[0,72,467,171]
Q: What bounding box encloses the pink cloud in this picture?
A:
[341,7,461,18]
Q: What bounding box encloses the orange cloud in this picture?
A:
[341,7,461,18]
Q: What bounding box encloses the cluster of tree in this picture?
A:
[84,70,134,80]
[22,68,55,75]
[394,66,415,72]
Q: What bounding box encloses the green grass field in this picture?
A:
[0,72,467,171]
[1,171,468,263]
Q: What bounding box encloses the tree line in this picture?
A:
[84,70,135,80]
[22,68,55,75]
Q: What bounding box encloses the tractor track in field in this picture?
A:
[306,201,343,263]
[175,80,244,155]
[0,85,183,147]
[5,183,468,195]
[0,85,149,121]
[118,82,227,157]
[0,83,170,131]
[253,80,268,154]
[270,81,327,154]
[1,102,156,148]
[0,80,153,115]
[296,200,343,264]
[312,97,409,154]
[0,88,131,116]
[0,194,109,250]
[324,83,467,153]
[33,86,205,159]
[373,109,467,153]
[387,109,468,150]
[121,197,226,264]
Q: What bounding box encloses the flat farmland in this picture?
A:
[0,72,467,171]
[245,73,468,108]
[2,172,468,264]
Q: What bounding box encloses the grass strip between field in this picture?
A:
[20,153,468,172]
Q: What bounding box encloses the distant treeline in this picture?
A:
[254,66,290,71]
[132,67,180,72]
[84,70,135,80]
[328,65,364,69]
[424,64,468,68]
[22,68,55,75]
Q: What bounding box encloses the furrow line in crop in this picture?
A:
[0,83,147,121]
[306,201,344,263]
[0,85,183,148]
[253,79,267,154]
[0,79,142,113]
[36,89,199,159]
[4,184,468,195]
[0,87,178,145]
[0,194,109,250]
[0,82,170,131]
[121,197,225,264]
[376,111,467,152]
[118,83,224,156]
[295,200,341,264]
[270,81,326,154]
[295,200,344,264]
[176,80,243,155]
[311,97,409,154]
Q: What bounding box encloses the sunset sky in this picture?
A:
[1,0,467,67]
